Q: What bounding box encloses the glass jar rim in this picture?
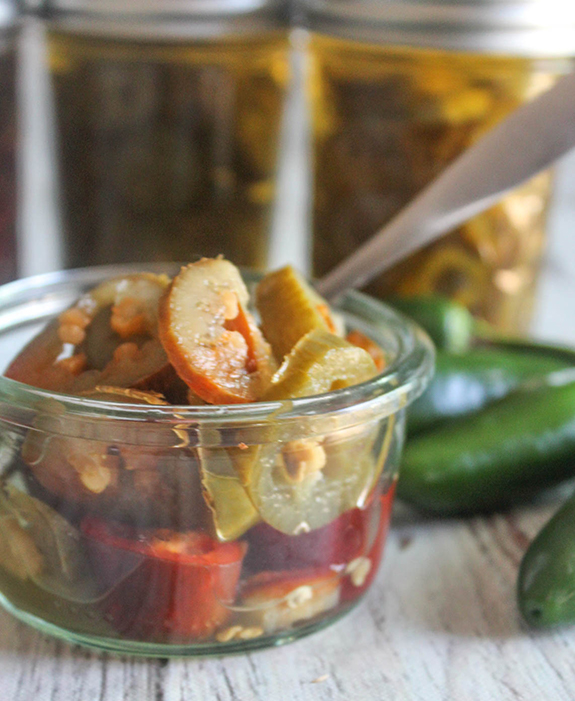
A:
[303,0,575,57]
[40,0,280,14]
[0,264,434,444]
[27,0,288,38]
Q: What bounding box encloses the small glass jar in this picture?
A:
[0,264,432,656]
[36,0,290,271]
[305,0,575,334]
[0,0,18,284]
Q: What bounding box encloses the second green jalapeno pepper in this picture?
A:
[408,344,573,435]
[518,490,575,629]
[387,295,475,353]
[398,381,575,515]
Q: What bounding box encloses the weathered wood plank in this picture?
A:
[2,500,575,701]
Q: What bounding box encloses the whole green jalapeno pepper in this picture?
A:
[398,381,575,515]
[518,491,575,628]
[408,344,573,435]
[386,295,475,353]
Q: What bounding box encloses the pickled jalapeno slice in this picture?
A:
[346,330,387,371]
[198,446,260,542]
[256,264,342,360]
[263,329,378,401]
[159,258,276,404]
[0,484,99,602]
[230,418,392,536]
[79,272,170,363]
[21,388,205,528]
[237,569,341,634]
[5,273,171,392]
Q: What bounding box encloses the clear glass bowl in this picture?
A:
[0,264,434,656]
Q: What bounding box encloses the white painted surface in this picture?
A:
[6,22,575,701]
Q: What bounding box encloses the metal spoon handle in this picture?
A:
[316,71,575,300]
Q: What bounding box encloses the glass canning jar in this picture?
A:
[0,264,433,656]
[0,0,18,284]
[34,0,290,271]
[304,0,575,334]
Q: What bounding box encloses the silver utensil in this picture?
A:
[317,71,575,300]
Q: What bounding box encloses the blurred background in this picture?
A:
[3,0,575,342]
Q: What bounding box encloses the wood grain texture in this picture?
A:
[2,500,575,701]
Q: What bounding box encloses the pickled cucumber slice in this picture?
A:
[229,335,384,535]
[5,273,170,392]
[255,265,341,360]
[0,484,103,602]
[21,387,200,528]
[234,429,384,535]
[263,330,378,400]
[199,447,259,542]
[159,258,276,404]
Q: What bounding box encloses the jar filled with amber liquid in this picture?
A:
[0,0,18,283]
[41,0,290,270]
[305,0,575,333]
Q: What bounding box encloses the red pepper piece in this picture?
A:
[346,330,387,371]
[82,519,247,641]
[244,490,384,574]
[340,483,396,602]
[240,569,341,633]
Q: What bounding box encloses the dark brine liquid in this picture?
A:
[0,33,17,284]
[48,31,289,269]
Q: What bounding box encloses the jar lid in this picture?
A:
[303,0,575,56]
[28,0,288,38]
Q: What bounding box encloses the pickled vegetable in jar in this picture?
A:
[0,259,434,655]
[305,0,575,334]
[44,0,290,270]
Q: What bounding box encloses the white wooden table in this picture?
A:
[2,501,575,701]
[5,22,575,700]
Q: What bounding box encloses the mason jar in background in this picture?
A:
[304,0,575,334]
[38,0,290,270]
[0,0,18,283]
